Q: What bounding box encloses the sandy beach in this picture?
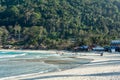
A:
[0,50,120,80]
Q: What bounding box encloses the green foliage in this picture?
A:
[0,0,120,49]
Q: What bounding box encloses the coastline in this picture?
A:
[0,49,58,54]
[0,50,120,80]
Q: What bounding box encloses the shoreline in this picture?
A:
[0,50,120,80]
[0,49,59,54]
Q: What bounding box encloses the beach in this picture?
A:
[0,50,120,80]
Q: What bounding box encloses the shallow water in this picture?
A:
[0,51,92,78]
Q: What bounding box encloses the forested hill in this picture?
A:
[0,0,120,49]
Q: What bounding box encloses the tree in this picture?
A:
[14,25,21,40]
[0,26,9,45]
[23,26,47,47]
[29,12,41,25]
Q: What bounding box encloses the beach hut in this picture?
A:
[3,45,12,49]
[92,46,105,51]
[110,40,120,52]
[74,45,89,52]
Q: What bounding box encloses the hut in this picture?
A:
[110,40,120,52]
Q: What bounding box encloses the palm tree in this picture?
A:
[14,25,21,41]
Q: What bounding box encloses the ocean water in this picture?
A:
[0,51,92,78]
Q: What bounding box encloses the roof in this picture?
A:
[111,40,120,44]
[92,46,104,50]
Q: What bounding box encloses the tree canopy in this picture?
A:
[0,0,120,49]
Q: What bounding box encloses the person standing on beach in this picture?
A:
[100,52,103,56]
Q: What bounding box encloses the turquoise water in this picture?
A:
[0,51,91,78]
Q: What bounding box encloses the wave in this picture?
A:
[0,52,8,54]
[0,53,27,58]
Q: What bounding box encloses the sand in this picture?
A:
[0,50,120,80]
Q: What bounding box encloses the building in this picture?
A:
[110,40,120,52]
[74,45,89,52]
[92,46,105,51]
[111,40,120,47]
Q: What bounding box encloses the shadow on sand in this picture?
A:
[23,72,120,80]
[84,60,120,67]
[82,72,120,76]
[23,60,120,80]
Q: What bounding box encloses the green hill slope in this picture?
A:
[0,0,120,49]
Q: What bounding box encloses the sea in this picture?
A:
[0,51,92,78]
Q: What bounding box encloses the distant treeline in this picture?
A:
[0,0,120,49]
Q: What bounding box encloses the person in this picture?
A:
[100,52,103,56]
[61,53,64,55]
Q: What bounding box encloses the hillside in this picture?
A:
[0,0,120,49]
